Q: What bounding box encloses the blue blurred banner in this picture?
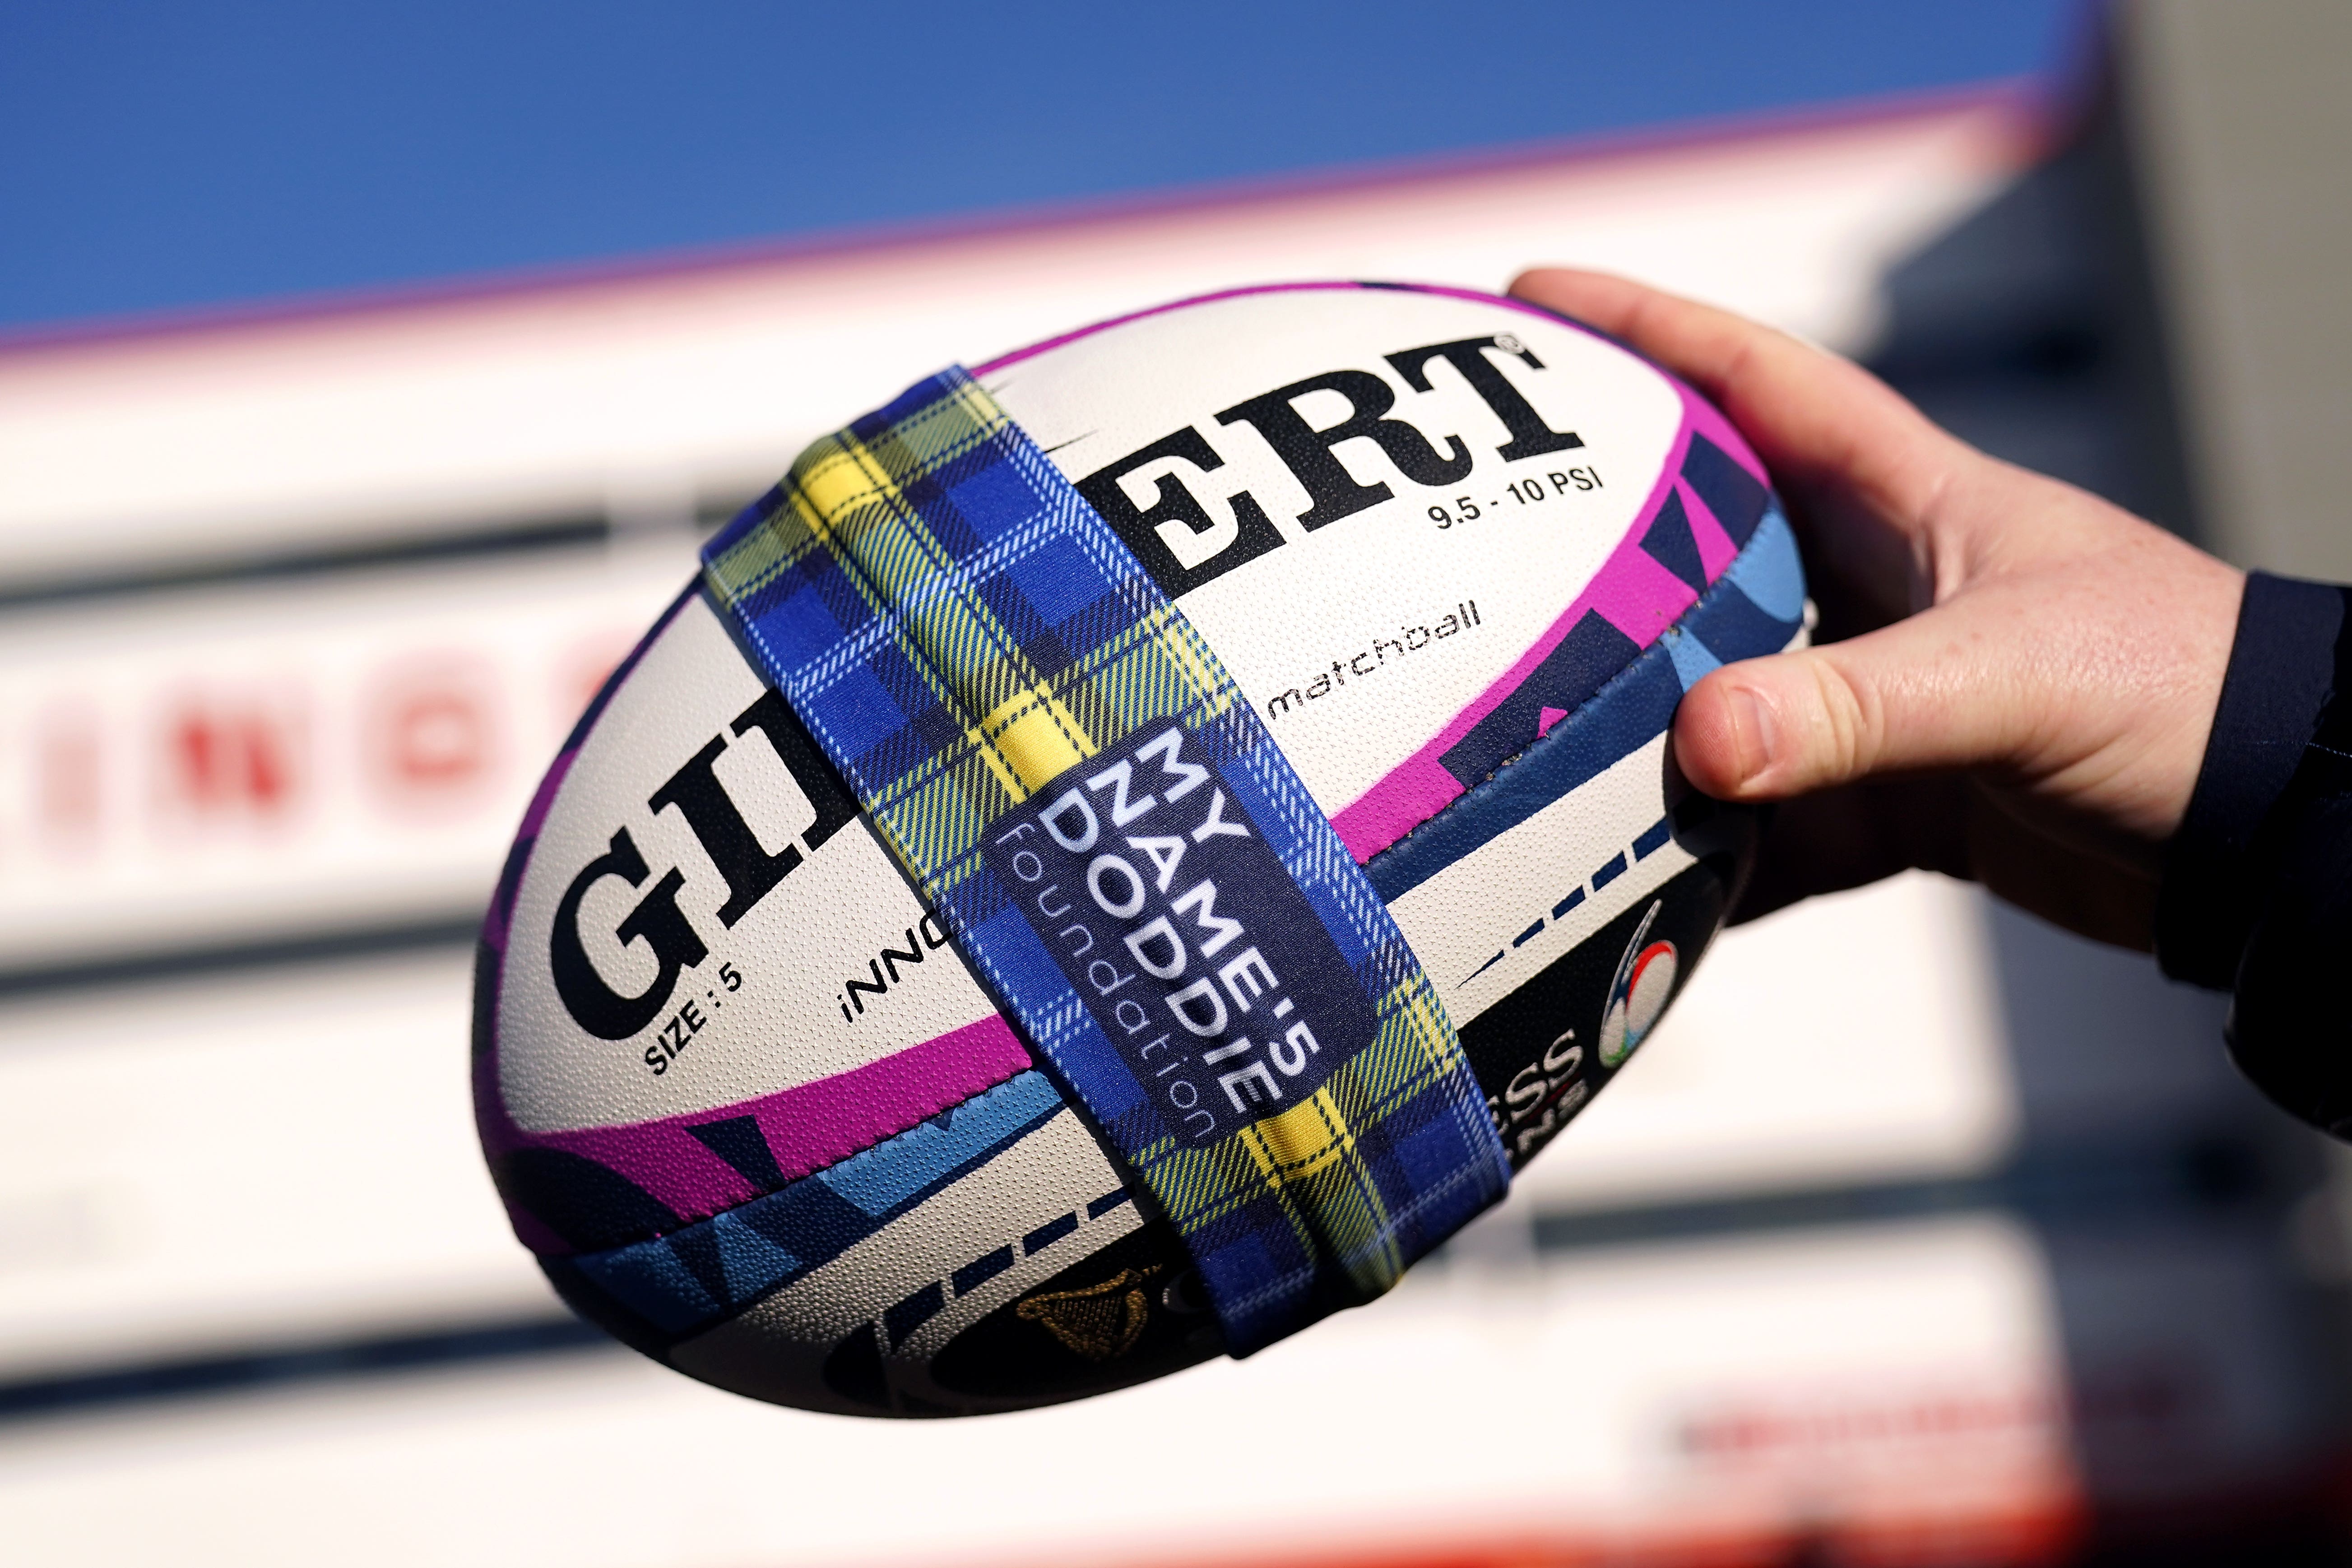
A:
[0,0,2080,330]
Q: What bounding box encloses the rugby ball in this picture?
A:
[473,282,1805,1416]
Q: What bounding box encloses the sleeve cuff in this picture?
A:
[2155,571,2345,988]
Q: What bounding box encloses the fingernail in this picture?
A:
[1727,685,1778,784]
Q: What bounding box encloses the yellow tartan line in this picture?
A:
[760,423,1092,819]
[1137,974,1455,1298]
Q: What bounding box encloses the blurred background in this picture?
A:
[3,0,2350,1562]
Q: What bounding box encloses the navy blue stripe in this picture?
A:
[1368,520,1801,905]
[1369,653,1682,903]
[1023,1211,1080,1253]
[561,1073,1065,1345]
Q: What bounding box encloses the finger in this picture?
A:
[1962,798,2160,951]
[1671,600,2042,803]
[1508,267,1968,542]
[1730,777,2158,951]
[1727,777,1971,924]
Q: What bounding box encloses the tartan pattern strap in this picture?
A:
[701,369,1508,1355]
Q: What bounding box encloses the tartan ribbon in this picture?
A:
[700,369,1508,1355]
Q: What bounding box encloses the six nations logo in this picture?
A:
[1598,899,1678,1069]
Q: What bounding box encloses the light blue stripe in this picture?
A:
[1664,626,1722,691]
[1725,507,1805,621]
[573,1239,724,1335]
[819,1069,1065,1216]
[710,1210,803,1300]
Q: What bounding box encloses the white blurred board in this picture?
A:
[1523,872,2018,1207]
[0,1215,2074,1568]
[0,949,547,1380]
[0,535,692,970]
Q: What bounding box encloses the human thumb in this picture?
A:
[1671,603,2032,802]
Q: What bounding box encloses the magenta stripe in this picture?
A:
[506,1206,569,1258]
[971,278,1627,378]
[1589,546,1701,645]
[971,280,1368,376]
[1331,379,1770,863]
[1684,478,1740,579]
[738,1015,1032,1182]
[515,1011,1030,1241]
[518,1014,1032,1241]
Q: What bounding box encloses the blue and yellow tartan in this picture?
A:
[700,369,1509,1355]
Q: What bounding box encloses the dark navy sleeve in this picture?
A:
[2157,571,2352,1135]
